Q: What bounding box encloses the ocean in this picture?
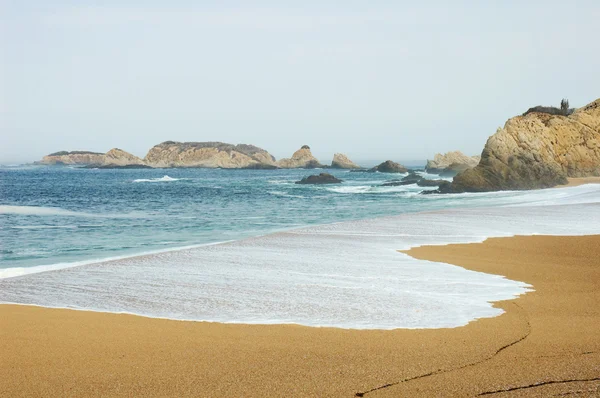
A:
[1,166,600,329]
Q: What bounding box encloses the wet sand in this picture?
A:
[560,177,600,187]
[1,235,599,397]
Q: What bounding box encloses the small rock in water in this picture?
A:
[295,173,343,185]
[371,160,408,173]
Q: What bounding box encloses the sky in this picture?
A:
[1,1,599,164]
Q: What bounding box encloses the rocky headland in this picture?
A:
[440,98,600,193]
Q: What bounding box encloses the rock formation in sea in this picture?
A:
[444,98,600,192]
[277,145,324,169]
[295,173,342,184]
[371,160,408,173]
[143,141,277,168]
[102,148,146,167]
[38,151,106,165]
[425,151,480,174]
[38,149,145,167]
[380,171,445,187]
[438,163,475,178]
[330,153,361,169]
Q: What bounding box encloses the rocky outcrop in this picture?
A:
[143,141,277,168]
[381,171,445,187]
[38,149,145,167]
[295,173,342,184]
[38,151,106,165]
[438,162,474,178]
[277,145,324,169]
[446,98,600,192]
[331,153,361,169]
[425,151,480,173]
[83,164,152,169]
[416,179,447,187]
[371,160,408,173]
[102,148,146,166]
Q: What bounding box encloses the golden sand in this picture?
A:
[1,235,599,397]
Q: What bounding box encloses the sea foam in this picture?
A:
[133,175,181,183]
[0,205,91,217]
[1,184,600,329]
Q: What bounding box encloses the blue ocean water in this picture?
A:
[1,166,597,274]
[2,166,600,328]
[1,165,450,271]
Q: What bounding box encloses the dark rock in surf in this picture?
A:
[416,179,447,187]
[242,163,279,170]
[295,173,343,185]
[83,164,153,169]
[419,181,453,194]
[371,160,408,173]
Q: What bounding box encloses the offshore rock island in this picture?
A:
[143,141,277,169]
[36,142,361,171]
[38,148,146,168]
[34,98,600,194]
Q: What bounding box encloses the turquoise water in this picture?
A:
[1,166,596,273]
[1,165,450,270]
[2,166,600,328]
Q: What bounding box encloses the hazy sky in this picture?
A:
[1,1,599,164]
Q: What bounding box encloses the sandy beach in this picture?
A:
[1,235,599,397]
[560,177,600,187]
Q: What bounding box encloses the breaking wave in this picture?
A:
[133,175,182,183]
[0,205,93,217]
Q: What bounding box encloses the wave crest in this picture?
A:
[133,175,181,183]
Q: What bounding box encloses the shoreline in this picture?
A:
[4,181,600,285]
[559,176,600,187]
[2,235,599,396]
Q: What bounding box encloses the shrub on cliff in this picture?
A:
[561,98,569,115]
[523,98,574,117]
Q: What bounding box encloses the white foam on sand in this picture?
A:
[0,242,233,279]
[1,184,600,330]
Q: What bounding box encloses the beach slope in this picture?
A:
[1,235,599,397]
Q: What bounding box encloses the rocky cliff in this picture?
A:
[143,141,277,168]
[277,145,324,169]
[448,98,600,192]
[38,149,144,167]
[425,151,480,173]
[330,153,360,169]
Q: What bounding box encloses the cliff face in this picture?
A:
[425,151,480,173]
[450,98,600,192]
[143,141,277,168]
[277,145,323,169]
[39,149,144,166]
[331,153,360,169]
